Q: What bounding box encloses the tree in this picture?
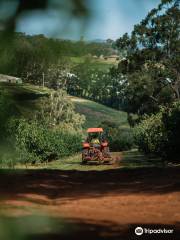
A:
[36,89,85,131]
[133,0,180,99]
[114,0,180,115]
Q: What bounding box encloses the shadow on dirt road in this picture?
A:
[0,167,179,201]
[0,167,180,240]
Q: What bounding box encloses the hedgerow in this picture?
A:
[100,121,134,151]
[8,118,82,164]
[134,101,180,161]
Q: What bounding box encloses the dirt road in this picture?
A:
[0,167,180,239]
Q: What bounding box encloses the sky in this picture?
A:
[16,0,161,41]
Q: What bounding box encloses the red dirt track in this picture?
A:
[0,167,180,239]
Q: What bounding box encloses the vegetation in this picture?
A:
[0,0,179,166]
[0,32,116,85]
[0,2,179,240]
[9,118,82,165]
[7,149,164,171]
[71,96,128,128]
[134,101,180,161]
[108,0,180,161]
[100,121,134,151]
[0,85,84,166]
[0,84,131,166]
[72,97,134,151]
[113,0,180,115]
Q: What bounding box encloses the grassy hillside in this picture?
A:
[0,83,137,170]
[0,83,49,118]
[70,56,118,72]
[0,83,129,129]
[70,96,129,129]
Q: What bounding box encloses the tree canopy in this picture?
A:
[113,0,180,115]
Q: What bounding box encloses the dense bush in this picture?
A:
[36,90,85,131]
[0,91,19,142]
[134,112,164,155]
[100,121,134,151]
[134,101,180,161]
[0,89,84,166]
[162,101,180,160]
[8,119,82,164]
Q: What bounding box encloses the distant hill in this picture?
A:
[0,83,129,129]
[70,96,129,129]
[88,39,106,43]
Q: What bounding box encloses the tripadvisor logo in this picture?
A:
[135,226,174,235]
[135,227,143,235]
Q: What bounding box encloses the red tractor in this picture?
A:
[82,128,112,164]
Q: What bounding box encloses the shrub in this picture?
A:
[134,112,165,155]
[8,118,82,164]
[0,90,19,142]
[162,101,180,160]
[36,89,85,131]
[111,128,135,151]
[100,121,134,151]
[134,101,180,161]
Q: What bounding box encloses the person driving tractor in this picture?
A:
[90,133,100,145]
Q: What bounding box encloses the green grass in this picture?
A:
[0,82,132,170]
[70,56,85,64]
[14,153,119,171]
[0,83,49,118]
[70,56,117,72]
[0,82,129,130]
[10,150,165,171]
[70,96,129,129]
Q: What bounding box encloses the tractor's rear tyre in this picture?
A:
[102,147,111,158]
[82,149,88,165]
[97,151,104,165]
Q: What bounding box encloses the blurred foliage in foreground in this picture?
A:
[0,0,89,33]
[0,215,69,240]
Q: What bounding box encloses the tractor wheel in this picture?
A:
[82,149,88,164]
[102,147,111,158]
[97,151,104,165]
